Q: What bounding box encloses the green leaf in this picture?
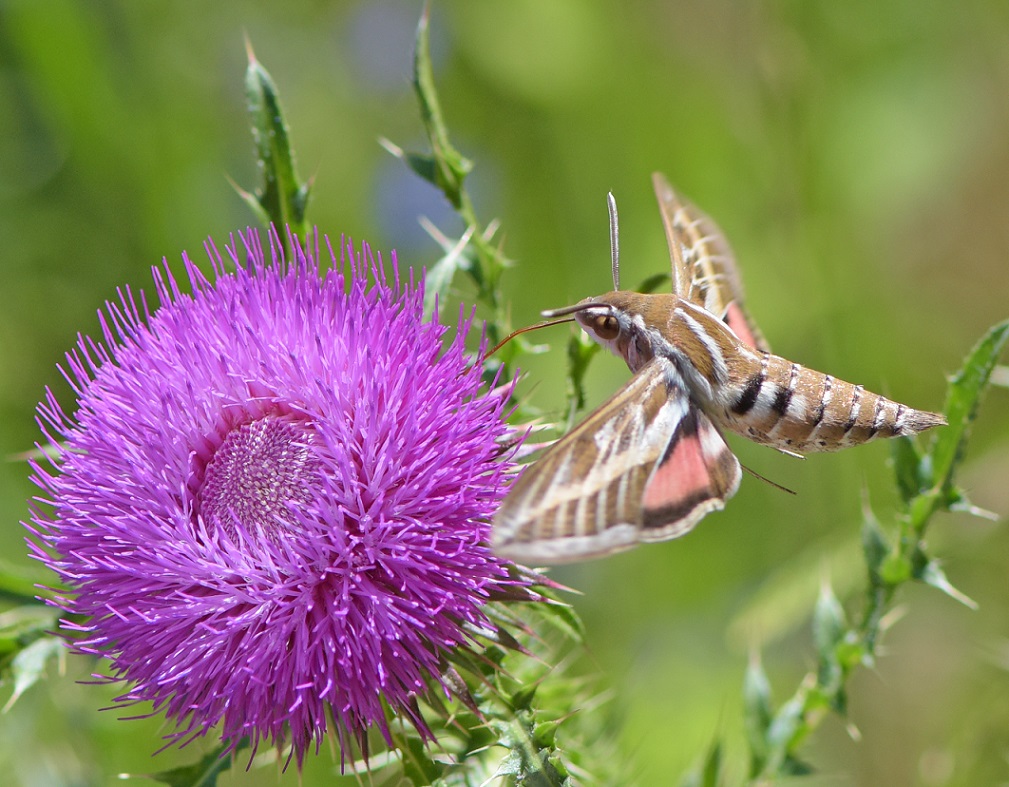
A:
[681,737,723,787]
[812,581,846,667]
[861,510,890,589]
[911,547,978,610]
[405,150,440,187]
[891,435,926,505]
[147,743,242,787]
[2,636,63,711]
[400,735,446,785]
[637,272,672,294]
[491,715,571,786]
[240,40,310,238]
[946,487,999,521]
[524,601,587,645]
[410,3,473,208]
[743,654,773,774]
[420,226,475,319]
[835,635,868,671]
[533,719,560,748]
[0,558,54,603]
[879,552,912,585]
[831,684,849,716]
[511,684,538,711]
[565,331,601,423]
[0,605,61,656]
[700,738,723,787]
[765,694,805,762]
[930,319,1009,493]
[780,754,815,776]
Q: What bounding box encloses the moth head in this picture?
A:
[541,292,648,355]
[484,292,657,366]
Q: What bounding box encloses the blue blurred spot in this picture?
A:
[373,156,464,258]
[344,1,448,93]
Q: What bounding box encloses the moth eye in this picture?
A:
[592,314,620,341]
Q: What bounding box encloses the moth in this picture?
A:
[493,172,946,565]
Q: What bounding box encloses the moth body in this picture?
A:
[572,291,945,455]
[492,173,946,565]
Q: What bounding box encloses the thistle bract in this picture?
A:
[27,229,523,764]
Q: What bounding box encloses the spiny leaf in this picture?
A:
[879,551,912,585]
[765,694,805,764]
[681,737,724,787]
[2,636,63,712]
[240,40,310,238]
[511,684,538,711]
[420,226,475,319]
[930,319,1009,493]
[835,635,868,671]
[533,719,561,748]
[565,331,601,423]
[946,488,999,521]
[527,598,587,644]
[400,735,446,785]
[698,738,723,787]
[0,606,60,654]
[861,510,889,589]
[411,2,472,208]
[491,715,572,786]
[911,547,978,610]
[780,754,815,776]
[831,684,849,716]
[891,435,926,505]
[743,654,773,773]
[812,581,846,668]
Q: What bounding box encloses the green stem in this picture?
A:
[456,190,506,344]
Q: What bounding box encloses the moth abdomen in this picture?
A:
[718,352,945,453]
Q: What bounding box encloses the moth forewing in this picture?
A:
[652,173,693,299]
[493,358,740,564]
[652,172,770,353]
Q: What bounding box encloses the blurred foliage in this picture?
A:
[728,323,1008,783]
[2,1,1008,785]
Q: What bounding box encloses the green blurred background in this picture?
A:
[2,1,1008,784]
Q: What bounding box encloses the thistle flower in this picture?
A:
[26,229,528,765]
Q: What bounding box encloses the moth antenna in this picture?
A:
[541,301,611,319]
[607,191,620,290]
[741,463,797,496]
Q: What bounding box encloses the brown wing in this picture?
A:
[652,172,770,353]
[493,358,740,565]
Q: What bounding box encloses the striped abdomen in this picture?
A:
[663,299,946,453]
[714,348,945,452]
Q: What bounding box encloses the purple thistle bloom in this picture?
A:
[26,229,527,765]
